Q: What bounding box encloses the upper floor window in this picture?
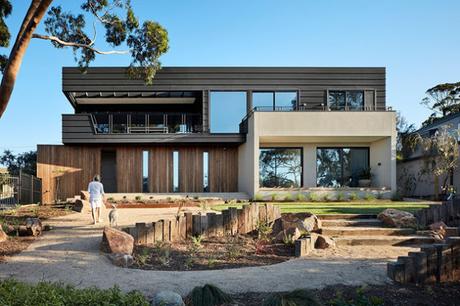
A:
[328,90,364,111]
[210,91,246,133]
[253,91,297,111]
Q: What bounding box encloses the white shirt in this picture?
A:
[88,181,105,201]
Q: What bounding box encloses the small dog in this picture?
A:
[108,204,119,227]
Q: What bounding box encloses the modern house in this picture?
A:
[37,67,396,204]
[397,112,460,198]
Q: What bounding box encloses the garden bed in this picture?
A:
[131,235,294,271]
[104,199,225,209]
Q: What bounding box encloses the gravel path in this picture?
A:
[0,209,412,298]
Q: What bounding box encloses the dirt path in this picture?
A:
[0,209,417,298]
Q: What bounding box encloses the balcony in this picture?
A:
[91,112,203,135]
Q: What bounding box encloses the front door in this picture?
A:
[101,150,117,192]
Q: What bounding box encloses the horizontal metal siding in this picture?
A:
[63,67,386,108]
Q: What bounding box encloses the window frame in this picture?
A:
[326,89,376,111]
[259,146,304,188]
[252,90,299,111]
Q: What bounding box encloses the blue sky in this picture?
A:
[0,0,459,153]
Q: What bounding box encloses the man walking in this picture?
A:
[88,175,105,225]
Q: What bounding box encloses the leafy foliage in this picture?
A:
[0,279,149,306]
[421,82,460,127]
[0,0,11,72]
[262,289,321,306]
[0,150,37,176]
[188,284,233,306]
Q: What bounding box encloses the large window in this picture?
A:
[253,91,297,111]
[210,91,247,133]
[328,90,364,110]
[203,152,209,192]
[316,147,369,187]
[259,148,302,188]
[142,150,149,192]
[173,151,179,192]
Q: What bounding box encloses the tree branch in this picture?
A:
[32,33,128,55]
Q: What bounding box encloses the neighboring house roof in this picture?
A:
[415,112,460,135]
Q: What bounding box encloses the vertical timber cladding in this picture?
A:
[148,147,173,193]
[116,147,143,193]
[209,146,238,192]
[37,145,101,204]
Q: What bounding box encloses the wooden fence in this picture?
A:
[123,203,281,244]
[414,199,460,228]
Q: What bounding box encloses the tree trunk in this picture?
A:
[0,0,53,118]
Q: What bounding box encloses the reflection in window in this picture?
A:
[259,148,302,188]
[203,152,209,192]
[316,147,369,187]
[252,92,297,111]
[93,114,110,134]
[112,114,127,133]
[130,114,146,133]
[210,91,247,133]
[142,151,149,192]
[328,90,364,110]
[173,151,179,192]
[167,114,183,133]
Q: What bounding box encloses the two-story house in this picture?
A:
[37,67,396,203]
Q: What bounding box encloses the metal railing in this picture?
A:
[0,171,42,208]
[91,112,203,135]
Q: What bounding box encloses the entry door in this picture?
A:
[101,150,117,193]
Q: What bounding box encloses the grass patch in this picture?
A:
[212,201,431,215]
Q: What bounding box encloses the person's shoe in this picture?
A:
[93,220,97,225]
[98,218,103,223]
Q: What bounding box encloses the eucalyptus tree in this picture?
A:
[0,0,169,118]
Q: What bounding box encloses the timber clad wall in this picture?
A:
[38,144,238,203]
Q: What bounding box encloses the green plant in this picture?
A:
[191,235,203,249]
[254,193,264,201]
[270,193,278,201]
[154,241,171,266]
[296,193,305,201]
[0,279,149,306]
[283,194,293,202]
[364,193,376,201]
[376,191,383,200]
[136,248,151,266]
[391,191,403,201]
[323,194,331,202]
[329,287,384,306]
[193,196,199,200]
[282,233,295,246]
[336,192,346,202]
[188,284,233,306]
[107,197,115,203]
[134,195,142,201]
[207,255,217,268]
[309,192,318,202]
[359,167,372,180]
[263,289,320,306]
[225,236,241,260]
[349,192,358,201]
[256,221,273,242]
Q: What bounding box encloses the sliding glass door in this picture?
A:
[316,147,369,187]
[259,148,303,188]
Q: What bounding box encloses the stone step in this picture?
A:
[322,227,416,237]
[317,214,377,220]
[321,219,383,227]
[334,235,436,247]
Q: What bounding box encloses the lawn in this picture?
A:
[211,201,432,215]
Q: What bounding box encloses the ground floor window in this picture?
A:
[259,148,302,188]
[316,147,369,187]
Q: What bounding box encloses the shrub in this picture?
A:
[254,193,264,202]
[296,193,305,202]
[329,287,384,306]
[0,279,149,306]
[283,194,293,202]
[364,193,376,201]
[376,191,383,200]
[391,191,403,201]
[349,192,359,201]
[188,284,233,306]
[270,193,278,202]
[107,197,115,203]
[263,289,320,306]
[134,196,142,201]
[322,194,332,202]
[336,192,346,202]
[256,221,273,242]
[309,192,319,202]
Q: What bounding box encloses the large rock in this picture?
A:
[280,213,321,233]
[18,218,42,237]
[275,227,301,243]
[107,253,134,268]
[80,190,90,201]
[101,226,134,255]
[377,209,417,228]
[0,226,7,242]
[151,291,185,306]
[312,233,335,249]
[428,221,447,241]
[73,199,91,213]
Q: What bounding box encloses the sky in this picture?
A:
[0,0,459,153]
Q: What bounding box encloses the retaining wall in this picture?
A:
[122,203,281,244]
[414,199,460,228]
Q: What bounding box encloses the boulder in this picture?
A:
[0,226,7,242]
[73,199,91,213]
[279,213,321,233]
[275,227,301,243]
[101,226,134,255]
[301,214,322,232]
[151,291,185,306]
[80,190,90,201]
[107,253,134,268]
[428,221,447,241]
[377,209,417,228]
[313,234,335,249]
[18,218,42,236]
